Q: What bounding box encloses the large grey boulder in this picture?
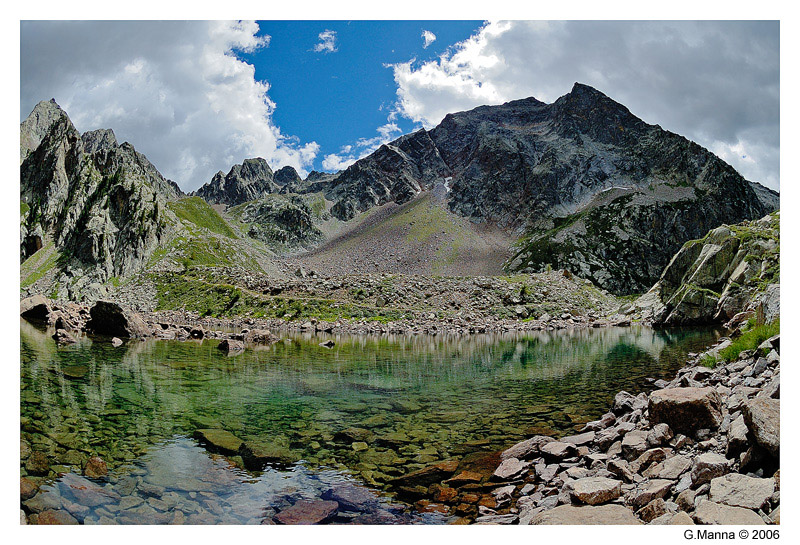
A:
[570,477,623,505]
[743,398,780,457]
[690,452,730,487]
[20,294,52,321]
[648,387,723,435]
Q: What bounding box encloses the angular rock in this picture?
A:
[501,435,554,460]
[693,501,766,525]
[86,301,150,338]
[743,398,780,457]
[244,328,275,345]
[528,504,640,525]
[562,431,595,446]
[644,455,692,480]
[631,479,674,508]
[273,499,339,524]
[621,431,650,460]
[20,477,39,501]
[648,387,723,435]
[570,477,623,505]
[709,473,775,510]
[53,328,78,344]
[690,452,730,487]
[540,441,578,461]
[59,473,119,507]
[637,498,667,522]
[493,457,529,481]
[646,423,674,448]
[390,459,459,488]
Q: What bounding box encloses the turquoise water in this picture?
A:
[20,319,720,524]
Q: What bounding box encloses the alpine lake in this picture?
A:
[20,318,721,524]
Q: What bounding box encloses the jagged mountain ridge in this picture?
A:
[20,99,185,298]
[192,157,280,207]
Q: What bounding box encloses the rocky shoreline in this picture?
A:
[20,289,632,348]
[400,333,780,525]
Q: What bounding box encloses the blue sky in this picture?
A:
[20,21,779,191]
[237,21,482,170]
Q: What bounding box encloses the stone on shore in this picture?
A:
[743,398,780,457]
[540,441,578,460]
[690,452,730,486]
[273,499,339,524]
[501,435,554,460]
[528,504,640,525]
[492,457,528,481]
[648,387,722,435]
[20,294,52,321]
[244,329,275,345]
[709,473,775,510]
[391,459,459,488]
[86,300,150,338]
[570,477,623,505]
[693,501,766,525]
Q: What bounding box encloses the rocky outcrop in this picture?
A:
[230,194,323,249]
[20,100,182,298]
[633,212,779,325]
[193,158,278,207]
[85,300,149,338]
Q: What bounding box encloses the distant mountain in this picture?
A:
[192,157,279,207]
[295,83,776,294]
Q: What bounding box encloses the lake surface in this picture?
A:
[20,319,720,524]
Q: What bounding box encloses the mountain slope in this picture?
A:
[296,83,775,293]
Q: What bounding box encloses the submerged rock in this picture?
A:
[192,429,244,455]
[273,499,339,524]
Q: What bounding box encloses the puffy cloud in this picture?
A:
[391,21,779,189]
[421,30,436,49]
[313,30,338,53]
[20,20,319,191]
[322,122,403,172]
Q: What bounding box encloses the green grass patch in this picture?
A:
[167,197,237,238]
[20,201,30,216]
[717,321,780,363]
[21,241,59,288]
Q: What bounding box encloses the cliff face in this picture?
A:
[633,212,779,325]
[20,100,183,298]
[193,158,278,207]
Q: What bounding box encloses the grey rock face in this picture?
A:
[328,129,451,220]
[635,212,779,325]
[193,158,277,207]
[232,194,323,249]
[20,100,182,298]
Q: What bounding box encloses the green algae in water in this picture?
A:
[20,319,720,523]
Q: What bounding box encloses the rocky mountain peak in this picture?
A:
[274,165,302,187]
[82,128,118,155]
[193,157,278,207]
[20,99,71,163]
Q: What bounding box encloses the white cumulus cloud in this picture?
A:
[322,122,403,172]
[20,20,319,191]
[391,21,779,190]
[313,30,338,53]
[421,30,436,49]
